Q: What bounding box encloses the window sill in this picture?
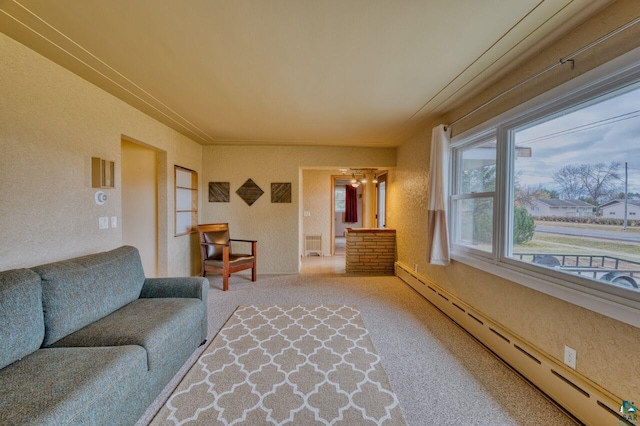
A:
[451,250,640,328]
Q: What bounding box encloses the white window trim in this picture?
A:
[450,46,640,328]
[335,186,346,213]
[450,131,498,261]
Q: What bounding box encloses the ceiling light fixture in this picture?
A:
[346,168,382,187]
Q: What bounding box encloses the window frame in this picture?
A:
[448,46,640,328]
[450,132,498,260]
[174,165,198,237]
[335,186,346,213]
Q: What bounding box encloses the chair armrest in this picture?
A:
[230,239,257,256]
[140,277,208,302]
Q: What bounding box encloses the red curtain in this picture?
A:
[345,185,358,223]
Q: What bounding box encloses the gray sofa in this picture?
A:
[0,246,208,425]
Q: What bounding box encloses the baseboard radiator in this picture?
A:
[304,234,322,256]
[395,262,629,426]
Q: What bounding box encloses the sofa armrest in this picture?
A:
[140,277,208,302]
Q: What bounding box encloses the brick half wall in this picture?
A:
[346,228,396,274]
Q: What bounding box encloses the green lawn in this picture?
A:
[534,220,640,234]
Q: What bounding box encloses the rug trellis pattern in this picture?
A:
[151,305,407,425]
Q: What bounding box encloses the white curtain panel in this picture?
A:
[427,124,451,266]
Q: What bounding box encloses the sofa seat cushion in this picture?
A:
[0,269,44,370]
[0,346,147,426]
[50,298,205,370]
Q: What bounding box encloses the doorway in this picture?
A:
[121,139,158,277]
[299,169,386,274]
[332,176,362,256]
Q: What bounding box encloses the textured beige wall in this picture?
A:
[444,0,640,135]
[200,145,395,273]
[391,0,640,400]
[0,33,202,276]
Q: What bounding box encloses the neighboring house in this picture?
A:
[598,199,640,218]
[525,199,594,218]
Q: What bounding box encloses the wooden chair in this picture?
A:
[198,223,257,291]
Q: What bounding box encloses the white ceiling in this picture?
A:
[0,0,612,146]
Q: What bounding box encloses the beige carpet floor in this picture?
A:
[137,274,577,426]
[151,305,406,425]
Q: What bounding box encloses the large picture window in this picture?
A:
[449,52,640,321]
[507,84,640,291]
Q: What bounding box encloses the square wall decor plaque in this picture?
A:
[271,183,291,203]
[208,182,230,202]
[236,179,264,206]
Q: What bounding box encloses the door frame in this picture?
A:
[330,175,338,256]
[376,172,388,228]
[121,135,167,276]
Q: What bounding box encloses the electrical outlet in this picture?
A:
[414,263,418,273]
[564,345,577,369]
[304,211,311,217]
[98,217,109,230]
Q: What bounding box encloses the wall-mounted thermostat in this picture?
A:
[94,190,108,205]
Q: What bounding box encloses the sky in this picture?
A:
[513,82,640,195]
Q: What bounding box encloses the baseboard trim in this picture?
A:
[395,262,628,426]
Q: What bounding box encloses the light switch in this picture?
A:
[99,217,109,229]
[110,216,117,228]
[304,211,311,217]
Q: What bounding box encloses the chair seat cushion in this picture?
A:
[49,298,205,371]
[0,346,147,426]
[205,254,254,268]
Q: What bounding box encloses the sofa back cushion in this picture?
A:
[32,246,146,346]
[0,268,45,369]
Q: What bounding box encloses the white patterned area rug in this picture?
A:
[151,305,407,425]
